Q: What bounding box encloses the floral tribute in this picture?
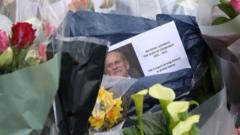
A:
[0,22,47,73]
[89,87,123,130]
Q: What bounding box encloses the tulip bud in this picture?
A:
[25,49,38,61]
[0,47,13,68]
[24,49,39,66]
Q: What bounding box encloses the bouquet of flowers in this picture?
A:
[0,22,47,73]
[89,87,124,132]
[197,0,240,134]
[0,0,65,134]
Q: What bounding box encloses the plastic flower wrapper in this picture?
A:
[197,0,240,114]
[190,88,238,135]
[123,83,200,135]
[0,0,68,135]
[51,36,108,135]
[88,87,126,134]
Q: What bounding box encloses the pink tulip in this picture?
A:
[0,30,8,53]
[38,44,47,61]
[230,0,240,13]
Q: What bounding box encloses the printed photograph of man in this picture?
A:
[105,51,130,77]
[104,43,144,78]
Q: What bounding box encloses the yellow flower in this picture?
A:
[89,110,105,129]
[106,106,123,127]
[99,87,113,101]
[98,87,114,112]
[114,97,122,108]
[89,87,124,130]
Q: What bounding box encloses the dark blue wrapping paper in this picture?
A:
[61,11,215,115]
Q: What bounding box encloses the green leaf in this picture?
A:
[123,127,139,135]
[212,17,230,25]
[123,111,168,135]
[15,48,30,69]
[131,89,148,135]
[142,112,168,135]
[220,0,230,5]
[218,4,238,19]
[189,100,199,107]
[190,125,199,135]
[207,52,222,93]
[172,115,200,135]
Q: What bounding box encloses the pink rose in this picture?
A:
[37,44,47,61]
[43,21,56,37]
[230,0,240,13]
[0,30,8,53]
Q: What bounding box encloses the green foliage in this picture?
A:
[123,112,168,135]
[218,3,238,19]
[220,0,230,5]
[212,17,230,25]
[212,2,238,25]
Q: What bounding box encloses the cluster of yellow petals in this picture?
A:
[89,87,123,130]
[106,98,123,127]
[89,110,105,129]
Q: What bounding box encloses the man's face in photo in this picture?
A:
[105,51,130,77]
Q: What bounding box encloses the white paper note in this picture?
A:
[108,21,191,77]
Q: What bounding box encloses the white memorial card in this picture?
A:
[105,21,191,78]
